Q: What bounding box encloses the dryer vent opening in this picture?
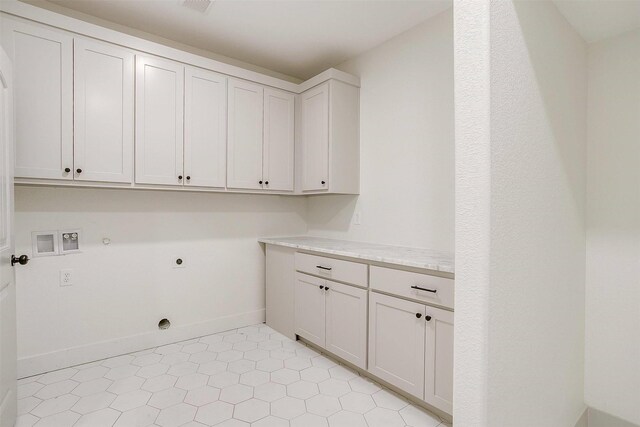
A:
[158,319,171,330]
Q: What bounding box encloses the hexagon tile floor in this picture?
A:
[16,324,452,427]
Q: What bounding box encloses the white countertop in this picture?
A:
[258,236,454,274]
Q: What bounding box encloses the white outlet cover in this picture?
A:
[60,269,73,287]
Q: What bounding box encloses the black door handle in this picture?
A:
[316,265,332,271]
[411,285,437,293]
[11,254,29,266]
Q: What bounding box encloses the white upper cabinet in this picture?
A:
[135,55,184,186]
[299,79,359,194]
[263,88,295,191]
[74,38,134,183]
[1,19,73,180]
[184,67,227,188]
[300,83,329,191]
[227,78,264,190]
[424,305,454,414]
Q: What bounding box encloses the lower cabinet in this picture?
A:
[368,291,454,414]
[294,272,368,369]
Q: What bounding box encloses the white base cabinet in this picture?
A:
[294,272,368,369]
[424,305,454,414]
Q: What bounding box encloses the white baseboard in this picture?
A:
[18,309,265,378]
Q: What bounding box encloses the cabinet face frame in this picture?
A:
[368,291,426,399]
[294,272,326,348]
[263,88,295,192]
[134,55,185,186]
[184,66,227,189]
[227,78,264,190]
[3,18,73,180]
[74,37,134,183]
[300,82,329,192]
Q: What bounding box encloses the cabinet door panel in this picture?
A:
[263,88,294,191]
[135,55,184,186]
[227,79,263,190]
[294,273,325,347]
[368,292,425,399]
[325,280,367,369]
[74,38,133,183]
[301,83,329,191]
[2,19,72,180]
[184,67,227,188]
[424,306,454,414]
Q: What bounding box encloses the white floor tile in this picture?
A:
[17,323,444,427]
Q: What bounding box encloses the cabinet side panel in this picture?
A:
[265,245,296,339]
[329,80,360,194]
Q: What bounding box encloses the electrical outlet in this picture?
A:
[60,269,73,287]
[354,211,362,225]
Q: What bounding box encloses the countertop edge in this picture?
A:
[259,238,455,275]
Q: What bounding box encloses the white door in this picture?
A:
[184,67,227,188]
[294,273,325,347]
[135,55,184,186]
[301,82,329,192]
[424,305,454,414]
[325,280,368,369]
[263,88,294,191]
[368,292,426,399]
[0,46,18,427]
[74,38,134,183]
[227,78,264,190]
[1,18,73,180]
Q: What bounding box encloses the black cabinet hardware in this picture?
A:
[411,285,437,293]
[11,254,29,266]
[321,180,326,185]
[76,168,82,174]
[319,285,324,289]
[178,175,183,180]
[265,181,269,185]
[64,168,71,173]
[425,315,432,322]
[186,176,191,181]
[176,258,183,265]
[259,180,263,184]
[316,265,332,271]
[416,313,422,319]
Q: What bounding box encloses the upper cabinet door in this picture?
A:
[74,38,134,183]
[424,305,454,414]
[135,55,184,186]
[301,82,329,192]
[1,19,73,180]
[227,78,264,190]
[184,67,227,189]
[263,88,294,192]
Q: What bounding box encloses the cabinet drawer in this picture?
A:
[295,252,368,287]
[370,266,454,309]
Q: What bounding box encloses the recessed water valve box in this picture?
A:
[31,231,58,257]
[59,229,81,254]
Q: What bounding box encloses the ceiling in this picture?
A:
[26,0,452,80]
[554,0,640,43]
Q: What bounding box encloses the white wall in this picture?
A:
[14,187,306,377]
[306,9,455,252]
[585,28,640,426]
[454,1,587,425]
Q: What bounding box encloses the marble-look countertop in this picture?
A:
[258,236,454,274]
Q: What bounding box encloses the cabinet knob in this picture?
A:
[325,287,329,291]
[321,180,326,185]
[265,181,269,185]
[259,180,263,185]
[76,168,82,174]
[186,176,191,181]
[425,315,432,322]
[319,285,324,290]
[178,175,183,180]
[416,313,422,319]
[64,167,71,173]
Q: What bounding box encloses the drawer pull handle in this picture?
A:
[411,285,437,293]
[316,265,332,271]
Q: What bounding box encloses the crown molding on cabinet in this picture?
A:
[0,0,360,93]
